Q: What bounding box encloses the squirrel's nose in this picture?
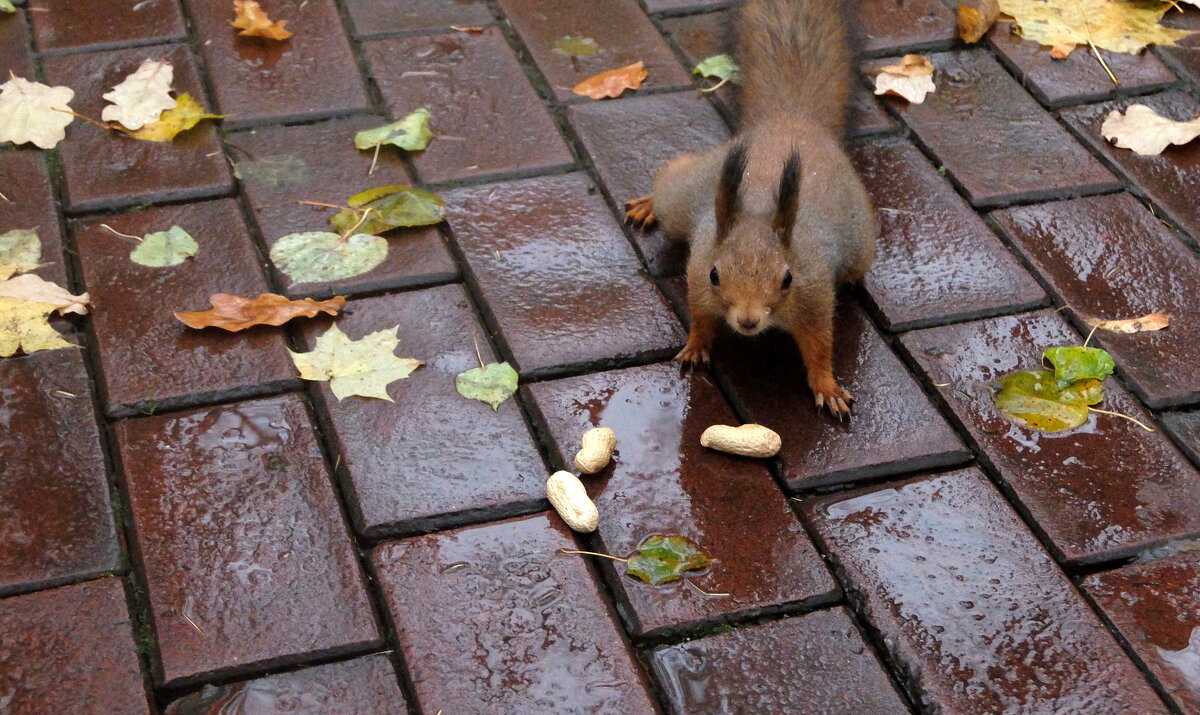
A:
[737,317,760,331]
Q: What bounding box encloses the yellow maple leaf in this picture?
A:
[129,93,223,142]
[0,297,77,357]
[288,323,422,400]
[999,0,1196,57]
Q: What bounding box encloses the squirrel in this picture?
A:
[625,0,875,416]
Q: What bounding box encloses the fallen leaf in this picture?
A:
[455,361,518,410]
[289,323,422,400]
[625,535,711,585]
[572,61,648,99]
[0,274,90,315]
[354,109,433,152]
[233,154,309,188]
[128,93,223,142]
[0,298,76,357]
[874,54,936,103]
[330,185,446,236]
[958,0,1000,43]
[1043,345,1115,388]
[1084,312,1171,334]
[999,0,1195,57]
[131,226,199,267]
[269,231,387,283]
[450,25,486,34]
[232,0,292,40]
[176,293,345,331]
[101,59,176,131]
[1100,104,1200,156]
[0,1,15,14]
[994,369,1097,431]
[693,54,741,91]
[0,229,44,280]
[0,74,75,149]
[554,35,600,57]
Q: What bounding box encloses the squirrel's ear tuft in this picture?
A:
[773,150,802,242]
[715,141,749,241]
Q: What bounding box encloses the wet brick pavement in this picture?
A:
[2,0,1200,711]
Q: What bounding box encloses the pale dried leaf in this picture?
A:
[1084,312,1170,334]
[101,59,177,131]
[289,323,422,401]
[0,75,75,149]
[874,56,936,103]
[0,229,44,280]
[999,0,1195,56]
[1101,104,1200,155]
[0,298,76,357]
[0,274,89,315]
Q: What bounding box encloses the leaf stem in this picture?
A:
[297,200,355,211]
[683,579,730,598]
[368,142,381,177]
[698,76,730,93]
[338,207,373,240]
[471,330,485,370]
[1088,406,1156,432]
[99,223,143,243]
[557,548,629,563]
[1083,324,1099,347]
[52,107,119,132]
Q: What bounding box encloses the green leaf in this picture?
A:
[693,54,741,84]
[0,228,43,280]
[1043,346,1116,388]
[0,1,14,14]
[234,154,309,189]
[330,185,447,236]
[994,369,1093,432]
[131,226,198,267]
[269,231,387,283]
[553,35,600,57]
[455,361,518,411]
[625,535,711,585]
[354,109,433,152]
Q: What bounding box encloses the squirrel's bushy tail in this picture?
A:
[735,0,854,137]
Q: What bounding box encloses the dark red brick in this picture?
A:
[850,136,1046,330]
[498,0,693,101]
[43,44,234,213]
[364,29,573,184]
[116,394,380,687]
[528,362,837,636]
[855,0,957,55]
[444,173,685,375]
[988,21,1175,108]
[806,468,1167,714]
[901,310,1200,564]
[344,0,495,38]
[568,91,729,277]
[0,9,34,78]
[185,0,369,127]
[1164,410,1200,467]
[881,50,1118,207]
[372,514,657,712]
[300,285,546,537]
[1158,7,1200,87]
[29,0,187,51]
[0,151,67,286]
[1082,552,1200,713]
[0,578,148,713]
[1061,91,1200,242]
[231,117,457,298]
[644,0,729,13]
[0,350,120,596]
[713,302,969,490]
[164,654,408,714]
[992,193,1200,408]
[73,199,296,417]
[649,608,907,713]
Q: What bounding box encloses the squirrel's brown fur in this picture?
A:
[626,0,875,415]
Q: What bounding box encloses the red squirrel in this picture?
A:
[626,0,875,416]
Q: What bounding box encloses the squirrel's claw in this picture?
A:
[674,343,710,366]
[624,195,656,230]
[813,384,853,417]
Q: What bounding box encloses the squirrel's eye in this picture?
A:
[710,267,720,286]
[781,269,793,290]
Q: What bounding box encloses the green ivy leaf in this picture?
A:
[455,361,518,411]
[330,185,447,236]
[269,231,387,283]
[553,35,600,57]
[131,226,198,267]
[994,369,1093,432]
[354,108,433,152]
[0,1,14,14]
[1043,346,1116,388]
[625,535,711,585]
[234,154,309,189]
[693,54,741,84]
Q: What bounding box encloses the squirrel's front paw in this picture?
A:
[675,342,710,365]
[624,195,656,229]
[811,380,853,417]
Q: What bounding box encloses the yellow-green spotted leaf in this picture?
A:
[234,154,309,189]
[455,361,518,411]
[625,535,711,585]
[693,54,741,86]
[553,35,600,57]
[269,231,387,284]
[1043,346,1115,388]
[0,1,16,14]
[0,229,43,280]
[330,185,446,236]
[131,226,198,267]
[994,369,1092,432]
[354,108,433,152]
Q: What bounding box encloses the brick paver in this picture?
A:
[856,0,957,55]
[529,362,837,636]
[29,0,187,52]
[807,469,1168,714]
[344,0,495,38]
[116,395,380,686]
[0,578,148,713]
[0,12,34,78]
[1164,410,1200,466]
[373,514,658,712]
[0,152,67,286]
[649,607,907,714]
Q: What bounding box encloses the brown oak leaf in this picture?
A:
[176,293,344,331]
[572,61,648,100]
[232,0,292,41]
